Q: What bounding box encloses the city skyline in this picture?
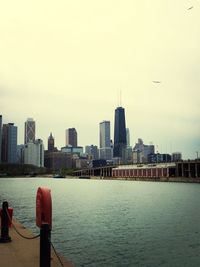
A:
[0,0,200,159]
[0,110,196,160]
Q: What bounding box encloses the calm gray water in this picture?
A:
[0,178,200,267]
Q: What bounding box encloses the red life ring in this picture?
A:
[36,187,52,229]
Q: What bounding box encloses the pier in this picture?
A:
[0,218,74,267]
[73,160,200,181]
[74,165,114,178]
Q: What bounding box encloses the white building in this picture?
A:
[100,121,110,148]
[125,128,132,163]
[24,139,44,167]
[133,138,155,163]
[99,121,112,160]
[126,128,130,147]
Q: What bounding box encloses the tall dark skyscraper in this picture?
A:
[66,128,77,147]
[113,106,127,159]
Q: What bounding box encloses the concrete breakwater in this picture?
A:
[0,218,74,267]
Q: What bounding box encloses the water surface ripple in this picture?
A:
[0,178,200,267]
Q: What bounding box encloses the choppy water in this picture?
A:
[0,178,200,267]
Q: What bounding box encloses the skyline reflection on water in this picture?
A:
[0,178,200,267]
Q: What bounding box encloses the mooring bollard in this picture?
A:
[40,223,51,267]
[36,187,52,267]
[0,201,12,243]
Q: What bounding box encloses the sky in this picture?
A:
[0,0,200,159]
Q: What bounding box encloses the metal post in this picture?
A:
[40,223,51,267]
[188,163,191,178]
[0,201,11,243]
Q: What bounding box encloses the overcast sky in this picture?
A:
[0,0,200,159]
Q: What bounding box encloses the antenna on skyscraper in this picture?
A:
[119,89,122,107]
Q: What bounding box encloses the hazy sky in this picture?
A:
[0,0,200,159]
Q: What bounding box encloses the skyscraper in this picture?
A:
[1,123,17,163]
[48,133,55,152]
[126,128,130,147]
[133,138,155,163]
[85,145,99,160]
[172,152,182,162]
[99,121,112,160]
[24,118,35,144]
[0,115,2,163]
[126,128,133,163]
[100,121,110,148]
[113,106,127,159]
[66,128,77,147]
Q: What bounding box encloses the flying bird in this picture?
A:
[152,81,161,83]
[187,6,193,10]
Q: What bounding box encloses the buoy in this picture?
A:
[36,187,52,229]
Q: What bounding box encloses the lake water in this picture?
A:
[0,178,200,267]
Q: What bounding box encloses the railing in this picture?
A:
[0,188,65,267]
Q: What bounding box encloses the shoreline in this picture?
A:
[1,175,200,183]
